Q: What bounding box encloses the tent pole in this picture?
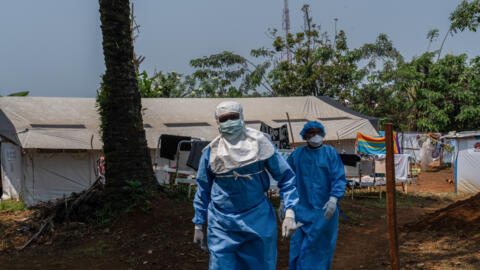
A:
[286,112,295,148]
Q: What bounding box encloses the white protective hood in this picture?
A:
[208,101,274,174]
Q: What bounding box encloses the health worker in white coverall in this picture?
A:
[192,101,300,270]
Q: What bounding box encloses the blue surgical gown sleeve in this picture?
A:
[192,147,214,225]
[286,153,295,173]
[266,151,299,210]
[327,147,347,199]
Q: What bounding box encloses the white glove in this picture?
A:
[193,224,206,250]
[282,209,297,238]
[322,196,338,219]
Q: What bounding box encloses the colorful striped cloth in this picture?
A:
[356,132,400,155]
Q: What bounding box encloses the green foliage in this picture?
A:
[122,180,151,212]
[162,184,195,201]
[0,200,26,211]
[450,0,480,33]
[94,180,153,227]
[137,71,195,98]
[132,3,480,133]
[95,203,115,227]
[426,29,440,42]
[426,29,440,52]
[190,51,270,97]
[95,76,109,138]
[7,91,30,97]
[352,52,480,132]
[186,5,402,104]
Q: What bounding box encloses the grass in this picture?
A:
[0,200,27,211]
[338,190,455,225]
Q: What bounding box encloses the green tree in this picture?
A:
[426,29,440,52]
[137,71,196,98]
[187,5,402,104]
[438,0,479,60]
[189,51,273,97]
[357,52,480,132]
[98,0,156,207]
[450,0,480,33]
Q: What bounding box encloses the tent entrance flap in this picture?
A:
[1,142,22,200]
[26,152,96,205]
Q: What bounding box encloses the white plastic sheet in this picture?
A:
[419,138,434,170]
[1,142,22,200]
[374,154,409,180]
[456,138,480,193]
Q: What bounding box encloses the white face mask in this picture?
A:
[307,135,324,148]
[219,119,245,142]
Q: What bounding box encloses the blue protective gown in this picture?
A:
[193,147,299,270]
[287,145,346,270]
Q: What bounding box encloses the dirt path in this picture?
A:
[0,170,466,269]
[413,168,455,194]
[333,197,451,270]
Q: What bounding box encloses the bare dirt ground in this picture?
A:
[411,168,455,194]
[1,169,478,270]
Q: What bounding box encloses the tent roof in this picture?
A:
[0,96,379,150]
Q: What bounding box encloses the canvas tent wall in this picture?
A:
[1,141,22,201]
[0,96,379,205]
[0,138,101,206]
[444,131,480,194]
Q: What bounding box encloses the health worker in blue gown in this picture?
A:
[192,101,299,270]
[287,121,346,270]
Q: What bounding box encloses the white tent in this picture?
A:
[0,96,379,205]
[444,131,480,193]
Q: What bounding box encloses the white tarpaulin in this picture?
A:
[19,151,100,206]
[375,154,410,180]
[1,142,22,200]
[455,137,480,193]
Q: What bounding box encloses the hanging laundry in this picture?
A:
[260,122,290,149]
[356,132,400,155]
[339,154,361,167]
[186,140,210,170]
[432,142,443,159]
[160,134,192,160]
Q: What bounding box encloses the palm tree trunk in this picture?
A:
[98,0,156,206]
[437,28,451,62]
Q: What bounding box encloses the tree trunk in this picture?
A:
[98,0,156,206]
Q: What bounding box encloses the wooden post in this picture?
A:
[286,112,295,147]
[385,123,400,270]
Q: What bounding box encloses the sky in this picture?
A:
[0,0,479,97]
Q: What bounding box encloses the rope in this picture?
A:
[216,170,265,181]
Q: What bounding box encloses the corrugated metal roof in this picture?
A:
[0,96,379,149]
